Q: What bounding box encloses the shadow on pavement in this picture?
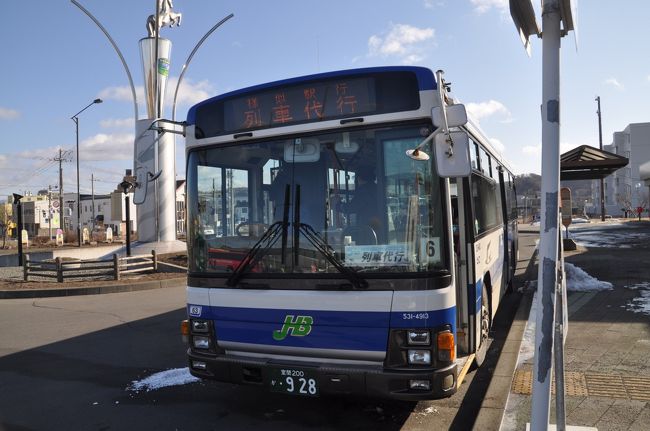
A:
[0,307,417,431]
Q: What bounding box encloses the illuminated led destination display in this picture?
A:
[193,71,421,138]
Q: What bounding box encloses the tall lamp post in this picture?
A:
[13,193,24,266]
[71,98,102,247]
[119,179,134,257]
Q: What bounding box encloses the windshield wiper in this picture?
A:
[225,221,286,287]
[226,185,291,287]
[297,222,368,289]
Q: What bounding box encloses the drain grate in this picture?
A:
[511,369,650,400]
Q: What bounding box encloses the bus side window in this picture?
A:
[451,196,460,255]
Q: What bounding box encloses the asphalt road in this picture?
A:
[0,231,538,431]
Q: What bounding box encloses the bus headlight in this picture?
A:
[193,335,211,349]
[407,349,432,365]
[191,320,210,333]
[407,329,430,346]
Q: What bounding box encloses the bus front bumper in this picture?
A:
[187,349,457,400]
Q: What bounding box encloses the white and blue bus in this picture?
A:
[181,66,518,400]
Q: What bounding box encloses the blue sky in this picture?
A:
[2,0,650,197]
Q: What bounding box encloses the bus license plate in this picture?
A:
[269,367,319,396]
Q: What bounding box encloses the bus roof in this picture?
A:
[186,66,437,125]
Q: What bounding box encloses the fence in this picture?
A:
[23,251,157,282]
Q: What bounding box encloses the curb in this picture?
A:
[0,276,186,299]
[472,242,538,430]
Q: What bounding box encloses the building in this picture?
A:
[61,191,138,239]
[9,191,61,238]
[176,179,186,237]
[589,123,650,217]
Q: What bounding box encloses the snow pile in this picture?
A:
[625,290,650,316]
[127,367,199,393]
[625,282,650,290]
[624,282,650,316]
[565,263,613,292]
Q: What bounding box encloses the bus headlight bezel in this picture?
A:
[407,349,432,365]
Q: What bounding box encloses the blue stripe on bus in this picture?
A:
[216,320,388,351]
[208,306,390,327]
[195,305,455,352]
[187,66,436,124]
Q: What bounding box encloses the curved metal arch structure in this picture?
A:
[71,0,139,120]
[172,13,235,121]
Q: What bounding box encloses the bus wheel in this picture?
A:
[474,286,491,367]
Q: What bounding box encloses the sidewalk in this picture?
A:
[0,273,186,299]
[501,221,650,430]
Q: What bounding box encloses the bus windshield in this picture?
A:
[186,123,448,276]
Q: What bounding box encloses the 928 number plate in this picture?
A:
[269,367,319,396]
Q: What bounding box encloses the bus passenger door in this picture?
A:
[451,179,470,356]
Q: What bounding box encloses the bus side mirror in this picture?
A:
[434,131,471,178]
[133,166,149,205]
[432,104,468,129]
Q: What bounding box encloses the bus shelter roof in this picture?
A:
[560,145,628,180]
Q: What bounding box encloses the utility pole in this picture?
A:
[596,96,605,221]
[53,149,70,231]
[91,173,97,232]
[48,185,52,240]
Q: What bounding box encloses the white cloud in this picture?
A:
[0,107,20,120]
[166,77,215,107]
[80,133,134,161]
[100,118,134,130]
[522,144,541,157]
[490,138,506,153]
[520,141,583,158]
[604,78,624,90]
[471,0,508,14]
[466,100,512,123]
[98,86,144,103]
[560,141,584,153]
[423,0,445,9]
[97,77,216,114]
[368,23,436,64]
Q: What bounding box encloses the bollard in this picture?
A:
[55,257,63,283]
[152,250,158,272]
[23,254,30,281]
[113,254,120,280]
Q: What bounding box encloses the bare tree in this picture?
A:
[0,205,9,249]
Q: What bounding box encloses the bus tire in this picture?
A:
[474,286,491,368]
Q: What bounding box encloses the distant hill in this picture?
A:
[514,174,541,198]
[514,173,592,213]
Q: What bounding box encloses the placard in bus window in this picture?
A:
[344,244,411,266]
[419,237,441,264]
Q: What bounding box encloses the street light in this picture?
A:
[12,193,24,266]
[71,98,102,247]
[119,179,135,257]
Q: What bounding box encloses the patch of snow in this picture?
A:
[625,290,650,316]
[625,282,650,290]
[127,368,199,393]
[565,263,613,292]
[418,406,439,416]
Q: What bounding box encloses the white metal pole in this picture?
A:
[531,1,562,430]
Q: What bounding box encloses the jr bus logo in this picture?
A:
[273,315,314,341]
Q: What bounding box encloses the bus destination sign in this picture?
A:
[192,71,421,138]
[224,77,374,132]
